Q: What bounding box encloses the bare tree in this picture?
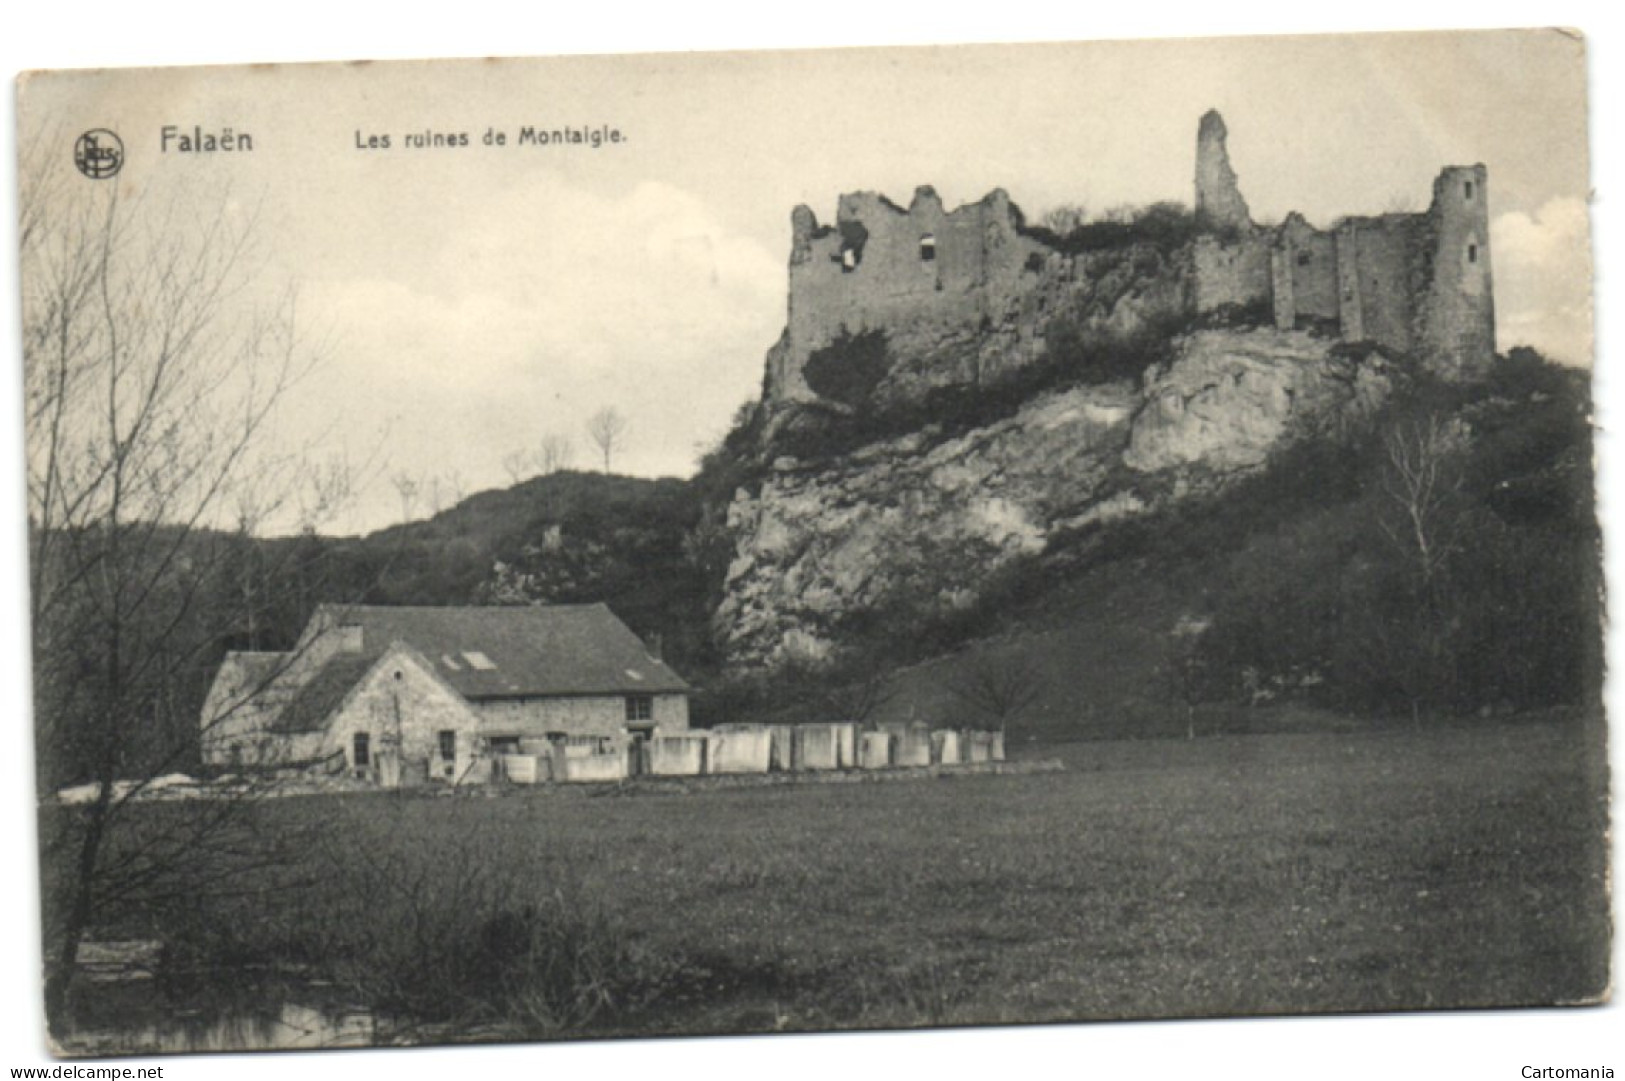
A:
[391,471,421,523]
[819,656,896,729]
[21,147,326,1026]
[501,449,531,486]
[950,651,1046,734]
[586,407,629,473]
[1040,203,1089,235]
[1376,415,1471,720]
[443,469,466,507]
[1378,415,1468,587]
[537,433,574,475]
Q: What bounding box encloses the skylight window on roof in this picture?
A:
[463,651,497,670]
[624,668,644,682]
[442,654,463,671]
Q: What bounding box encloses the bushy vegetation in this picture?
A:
[1018,200,1198,256]
[1176,351,1597,718]
[767,310,1188,467]
[802,327,891,408]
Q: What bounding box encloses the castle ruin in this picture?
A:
[762,111,1495,409]
[1192,110,1494,378]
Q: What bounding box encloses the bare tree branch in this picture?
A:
[586,407,628,473]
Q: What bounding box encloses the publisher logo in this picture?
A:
[73,129,124,179]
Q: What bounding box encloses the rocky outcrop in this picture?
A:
[717,384,1138,665]
[1126,329,1394,472]
[717,328,1394,667]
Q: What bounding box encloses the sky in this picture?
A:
[2,5,1621,1078]
[15,29,1594,535]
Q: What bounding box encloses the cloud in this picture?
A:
[288,179,787,533]
[1491,197,1593,365]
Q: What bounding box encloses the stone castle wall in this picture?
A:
[1191,113,1493,376]
[769,186,1058,404]
[763,111,1493,412]
[1418,165,1496,378]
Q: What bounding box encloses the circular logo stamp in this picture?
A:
[73,129,124,179]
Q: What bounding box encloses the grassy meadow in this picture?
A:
[66,711,1610,1045]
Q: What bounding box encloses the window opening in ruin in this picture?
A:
[625,694,653,722]
[353,732,371,769]
[919,234,936,262]
[1296,251,1311,267]
[1464,180,1474,200]
[1468,243,1478,264]
[438,730,456,761]
[837,220,868,273]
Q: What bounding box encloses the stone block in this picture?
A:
[896,729,933,767]
[859,730,894,770]
[648,734,706,776]
[707,728,773,774]
[795,725,840,770]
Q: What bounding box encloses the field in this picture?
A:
[66,712,1611,1046]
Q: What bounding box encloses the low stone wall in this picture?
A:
[334,724,1008,787]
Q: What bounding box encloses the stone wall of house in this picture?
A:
[200,653,288,766]
[474,692,689,738]
[320,648,487,785]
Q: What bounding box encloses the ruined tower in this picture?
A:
[1192,112,1495,377]
[1417,165,1496,379]
[1194,110,1253,233]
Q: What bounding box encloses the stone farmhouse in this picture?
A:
[200,603,690,784]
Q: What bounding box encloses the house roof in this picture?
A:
[308,603,690,699]
[221,651,286,689]
[271,653,378,734]
[203,651,298,724]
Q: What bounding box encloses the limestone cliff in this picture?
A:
[717,328,1394,666]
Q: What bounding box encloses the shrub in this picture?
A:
[803,327,891,408]
[291,807,689,1038]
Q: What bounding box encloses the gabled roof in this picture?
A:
[271,653,377,733]
[219,651,286,690]
[203,651,299,723]
[307,603,689,699]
